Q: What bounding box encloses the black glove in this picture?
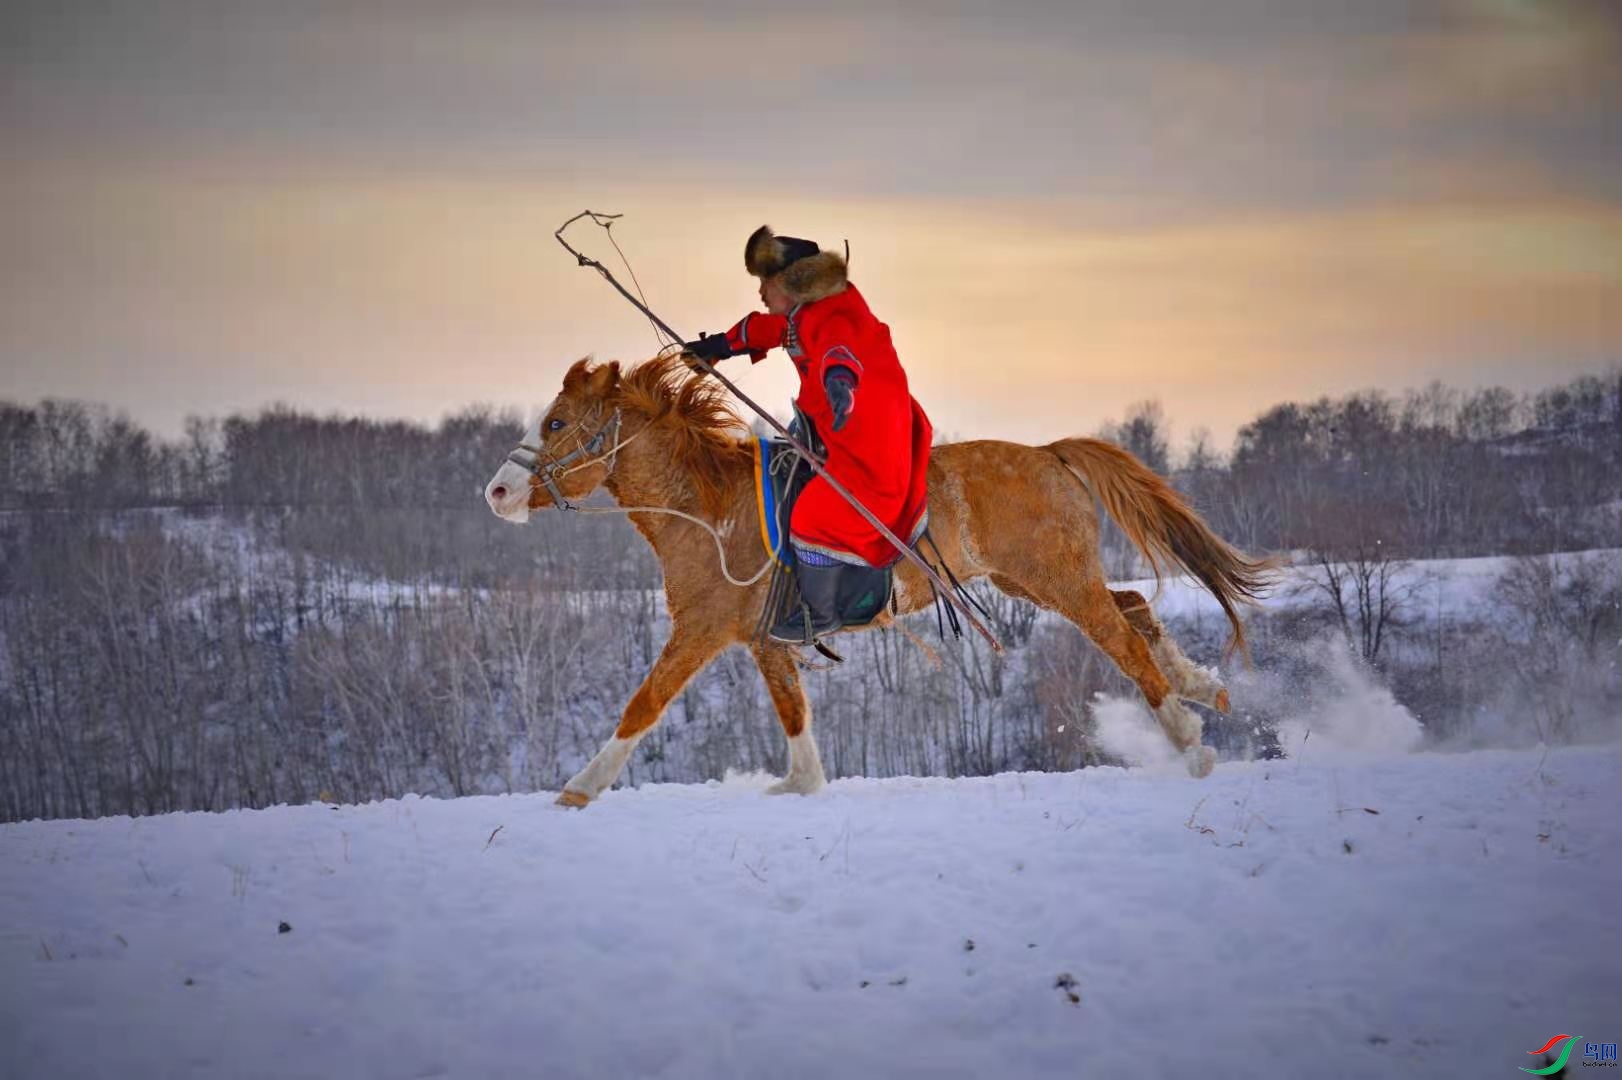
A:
[682,333,733,368]
[825,370,856,432]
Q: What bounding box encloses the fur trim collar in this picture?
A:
[776,251,847,303]
[744,225,847,304]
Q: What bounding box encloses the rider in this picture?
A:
[684,226,932,644]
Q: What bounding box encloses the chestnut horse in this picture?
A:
[485,355,1273,806]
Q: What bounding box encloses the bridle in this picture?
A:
[505,406,625,512]
[500,394,784,588]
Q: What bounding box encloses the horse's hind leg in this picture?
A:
[751,644,827,796]
[1112,590,1230,714]
[991,575,1229,715]
[1031,577,1216,778]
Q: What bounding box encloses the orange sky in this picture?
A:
[3,0,1620,451]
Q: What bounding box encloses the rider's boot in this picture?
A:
[768,562,844,645]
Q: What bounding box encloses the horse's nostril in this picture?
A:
[492,485,508,501]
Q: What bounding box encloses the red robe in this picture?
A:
[723,284,932,568]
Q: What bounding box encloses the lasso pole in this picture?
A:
[555,210,1003,653]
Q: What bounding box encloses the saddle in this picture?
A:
[750,433,895,643]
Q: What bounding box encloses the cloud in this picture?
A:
[5,0,1618,209]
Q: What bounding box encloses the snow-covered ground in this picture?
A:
[4,744,1618,1079]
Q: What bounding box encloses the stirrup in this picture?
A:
[812,640,844,664]
[768,605,839,646]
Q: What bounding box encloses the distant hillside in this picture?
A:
[2,370,1618,823]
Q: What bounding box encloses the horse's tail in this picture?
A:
[1045,437,1278,661]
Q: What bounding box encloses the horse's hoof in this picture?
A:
[1184,745,1217,779]
[1214,689,1231,714]
[765,774,826,797]
[555,789,591,809]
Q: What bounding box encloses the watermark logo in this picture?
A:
[1584,1041,1621,1069]
[1521,1034,1618,1074]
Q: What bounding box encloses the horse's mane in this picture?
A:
[615,352,753,517]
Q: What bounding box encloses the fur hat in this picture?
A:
[744,225,848,304]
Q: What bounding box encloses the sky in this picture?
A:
[3,0,1620,452]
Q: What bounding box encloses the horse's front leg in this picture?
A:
[752,644,828,796]
[557,625,726,808]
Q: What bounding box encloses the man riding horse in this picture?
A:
[684,226,933,645]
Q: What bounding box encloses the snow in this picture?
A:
[5,745,1619,1079]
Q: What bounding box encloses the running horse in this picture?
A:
[484,355,1274,806]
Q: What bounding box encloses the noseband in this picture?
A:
[505,408,623,512]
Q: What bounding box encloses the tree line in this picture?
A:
[5,369,1619,561]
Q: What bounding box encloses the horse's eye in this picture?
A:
[547,418,566,432]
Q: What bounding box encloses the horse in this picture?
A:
[484,354,1275,806]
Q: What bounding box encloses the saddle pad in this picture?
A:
[752,436,814,568]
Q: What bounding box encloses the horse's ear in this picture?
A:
[562,357,593,392]
[588,361,620,397]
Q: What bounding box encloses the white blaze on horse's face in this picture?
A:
[483,399,556,524]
